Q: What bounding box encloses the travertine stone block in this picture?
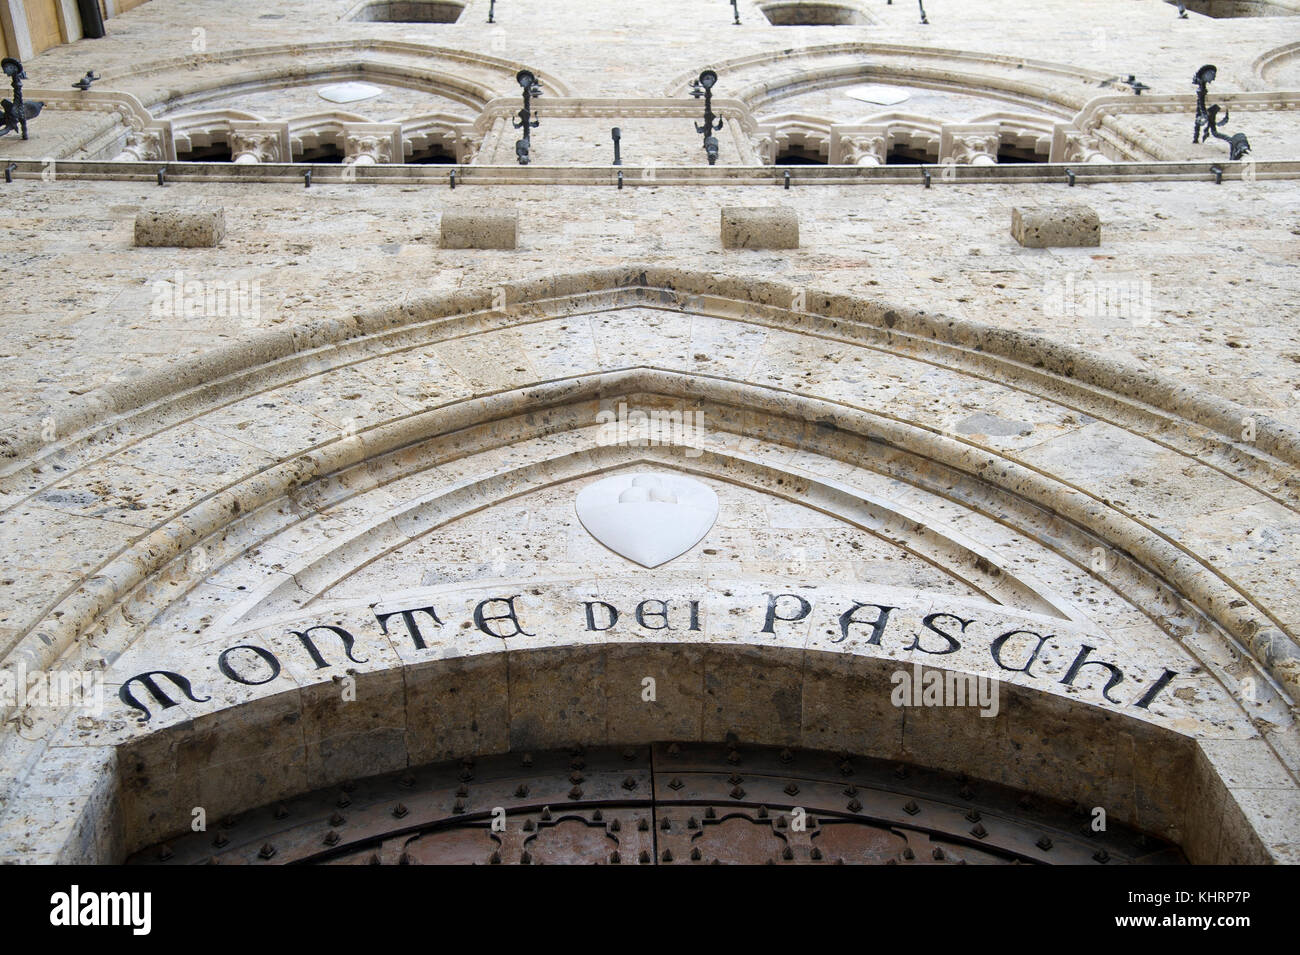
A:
[1011,204,1100,248]
[134,204,227,248]
[721,206,799,249]
[441,207,518,249]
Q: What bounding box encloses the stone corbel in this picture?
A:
[940,124,1002,166]
[750,125,777,166]
[452,125,479,164]
[342,122,404,165]
[114,116,175,161]
[773,131,791,161]
[829,125,889,166]
[118,129,167,162]
[1050,123,1109,164]
[229,121,292,164]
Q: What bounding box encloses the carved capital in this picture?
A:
[118,130,164,162]
[841,134,887,166]
[457,134,479,164]
[1063,133,1107,164]
[230,131,283,164]
[345,134,393,164]
[947,132,1001,165]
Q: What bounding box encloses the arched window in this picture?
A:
[1167,0,1298,16]
[761,2,870,25]
[348,1,465,23]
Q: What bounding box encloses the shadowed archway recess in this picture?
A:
[127,743,1187,865]
[0,267,1295,864]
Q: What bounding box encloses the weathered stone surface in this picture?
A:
[1011,204,1101,248]
[721,206,800,249]
[441,207,519,249]
[133,204,227,248]
[1,0,1298,870]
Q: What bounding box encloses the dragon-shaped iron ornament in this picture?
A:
[1193,64,1251,161]
[513,69,542,165]
[690,70,724,166]
[1,59,43,141]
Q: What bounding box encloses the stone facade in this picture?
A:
[0,0,1297,866]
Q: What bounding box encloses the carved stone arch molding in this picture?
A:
[666,42,1115,118]
[668,43,1164,163]
[0,268,1296,863]
[107,41,572,105]
[28,41,571,160]
[1255,40,1300,85]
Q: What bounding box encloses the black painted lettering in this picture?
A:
[374,606,444,650]
[119,670,210,723]
[217,644,281,686]
[835,602,897,645]
[762,593,812,634]
[289,624,368,669]
[635,599,671,630]
[1060,643,1125,703]
[908,612,971,655]
[584,601,619,631]
[1134,668,1178,709]
[990,629,1052,676]
[474,595,535,639]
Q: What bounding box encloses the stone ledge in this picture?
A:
[721,206,799,249]
[441,207,518,249]
[133,204,227,248]
[1011,204,1100,248]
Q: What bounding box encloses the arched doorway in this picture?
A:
[0,269,1293,865]
[130,743,1184,865]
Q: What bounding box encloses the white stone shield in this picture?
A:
[575,473,719,568]
[317,82,384,104]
